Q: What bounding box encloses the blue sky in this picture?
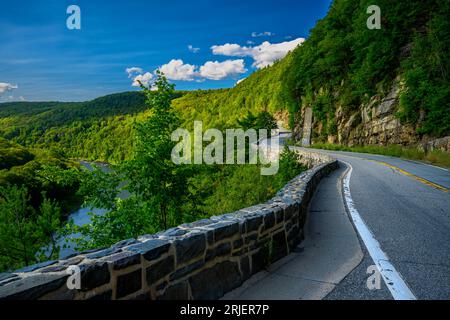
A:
[0,0,332,102]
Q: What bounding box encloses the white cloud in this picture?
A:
[199,59,247,80]
[125,67,143,78]
[211,43,249,57]
[159,59,197,81]
[132,72,153,87]
[252,31,275,38]
[155,58,246,81]
[211,38,305,69]
[0,82,18,94]
[188,45,200,53]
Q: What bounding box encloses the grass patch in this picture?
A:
[309,143,450,169]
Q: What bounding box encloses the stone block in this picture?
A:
[205,242,231,262]
[169,260,204,281]
[175,233,206,265]
[245,216,263,233]
[157,281,189,300]
[0,273,68,300]
[102,251,141,270]
[146,256,175,285]
[79,262,110,291]
[211,221,239,242]
[189,261,242,300]
[116,269,142,299]
[126,239,171,262]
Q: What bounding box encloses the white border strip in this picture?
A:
[342,161,417,300]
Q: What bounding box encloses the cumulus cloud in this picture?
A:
[211,38,305,69]
[154,59,246,81]
[126,66,154,87]
[132,72,153,87]
[159,59,197,81]
[199,59,247,80]
[126,57,247,85]
[251,31,275,38]
[188,45,200,53]
[0,82,18,95]
[125,67,143,78]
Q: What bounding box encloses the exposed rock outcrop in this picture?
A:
[295,81,449,153]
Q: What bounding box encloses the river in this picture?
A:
[57,161,119,258]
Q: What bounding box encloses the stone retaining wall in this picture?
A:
[0,152,338,300]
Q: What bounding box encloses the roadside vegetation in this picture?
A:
[0,138,82,271]
[310,143,450,169]
[65,73,307,251]
[0,74,307,272]
[1,0,448,273]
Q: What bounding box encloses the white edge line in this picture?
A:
[341,161,417,300]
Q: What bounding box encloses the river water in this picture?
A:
[57,161,114,258]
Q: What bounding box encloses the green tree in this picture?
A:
[69,71,192,249]
[124,71,190,230]
[0,185,62,271]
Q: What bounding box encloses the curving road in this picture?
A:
[225,138,449,300]
[296,147,450,300]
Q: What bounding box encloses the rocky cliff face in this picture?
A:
[295,81,449,153]
[337,82,418,147]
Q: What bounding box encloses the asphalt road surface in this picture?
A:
[299,147,450,300]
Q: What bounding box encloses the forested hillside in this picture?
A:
[285,0,449,140]
[174,0,450,145]
[1,0,448,162]
[172,52,296,130]
[0,91,185,163]
[1,0,449,273]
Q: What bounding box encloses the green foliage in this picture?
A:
[0,139,81,212]
[68,77,307,250]
[0,0,448,166]
[124,71,191,230]
[168,0,448,140]
[0,91,187,163]
[0,138,83,271]
[68,72,193,249]
[237,111,278,138]
[172,54,296,130]
[0,185,62,271]
[286,0,448,138]
[193,147,307,217]
[0,138,35,170]
[398,1,450,136]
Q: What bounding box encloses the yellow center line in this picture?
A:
[370,160,449,193]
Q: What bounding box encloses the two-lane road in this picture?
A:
[295,147,450,299]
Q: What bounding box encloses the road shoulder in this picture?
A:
[223,164,364,300]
